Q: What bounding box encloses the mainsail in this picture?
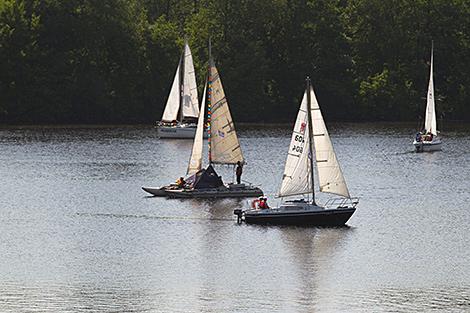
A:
[182,43,199,119]
[310,86,350,198]
[208,60,244,165]
[278,91,312,197]
[187,83,207,175]
[424,47,437,135]
[161,59,181,122]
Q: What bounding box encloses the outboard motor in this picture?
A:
[233,209,243,224]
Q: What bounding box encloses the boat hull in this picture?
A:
[241,207,356,226]
[413,139,442,152]
[142,185,184,197]
[142,186,170,196]
[165,186,263,199]
[157,124,208,139]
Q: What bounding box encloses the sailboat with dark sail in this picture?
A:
[234,77,358,226]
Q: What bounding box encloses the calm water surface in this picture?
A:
[0,123,469,312]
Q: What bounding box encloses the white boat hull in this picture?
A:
[413,138,442,152]
[156,124,208,139]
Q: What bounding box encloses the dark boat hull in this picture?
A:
[243,207,356,226]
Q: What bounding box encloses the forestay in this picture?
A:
[161,60,181,122]
[310,86,350,198]
[424,47,437,135]
[187,83,206,175]
[182,43,199,119]
[209,61,244,165]
[278,91,312,197]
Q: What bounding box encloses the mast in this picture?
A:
[178,42,186,123]
[207,38,213,164]
[305,77,316,204]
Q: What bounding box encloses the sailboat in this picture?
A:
[234,77,358,226]
[164,48,263,199]
[156,42,205,139]
[142,81,207,196]
[413,44,442,152]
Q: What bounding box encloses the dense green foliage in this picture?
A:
[1,0,469,124]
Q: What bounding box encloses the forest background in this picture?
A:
[1,0,469,124]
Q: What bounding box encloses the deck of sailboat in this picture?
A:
[165,185,263,199]
[413,137,442,152]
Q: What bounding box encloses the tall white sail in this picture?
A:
[424,47,437,135]
[182,43,199,119]
[209,61,244,165]
[278,91,312,197]
[310,86,350,198]
[187,83,206,175]
[161,60,181,122]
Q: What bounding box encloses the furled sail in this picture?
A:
[187,83,206,175]
[161,59,181,122]
[208,60,244,164]
[310,86,350,198]
[182,43,199,119]
[278,91,312,197]
[424,47,437,135]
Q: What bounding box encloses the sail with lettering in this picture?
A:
[424,46,437,136]
[278,91,312,197]
[182,43,199,119]
[310,87,350,198]
[187,83,207,175]
[208,59,244,165]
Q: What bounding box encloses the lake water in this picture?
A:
[0,123,469,312]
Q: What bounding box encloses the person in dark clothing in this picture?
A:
[235,161,243,184]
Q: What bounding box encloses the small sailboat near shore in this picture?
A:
[234,77,358,226]
[156,42,206,139]
[144,45,263,199]
[413,44,442,152]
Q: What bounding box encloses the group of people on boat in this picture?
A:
[158,120,179,127]
[415,131,434,142]
[252,196,270,210]
[173,161,243,190]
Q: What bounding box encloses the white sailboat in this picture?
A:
[156,42,204,139]
[413,44,442,152]
[164,50,263,198]
[234,77,358,226]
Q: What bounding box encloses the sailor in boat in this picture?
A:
[251,196,270,210]
[259,197,269,209]
[426,132,433,142]
[235,161,243,184]
[176,177,186,188]
[415,132,422,142]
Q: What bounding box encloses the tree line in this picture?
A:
[1,0,469,124]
